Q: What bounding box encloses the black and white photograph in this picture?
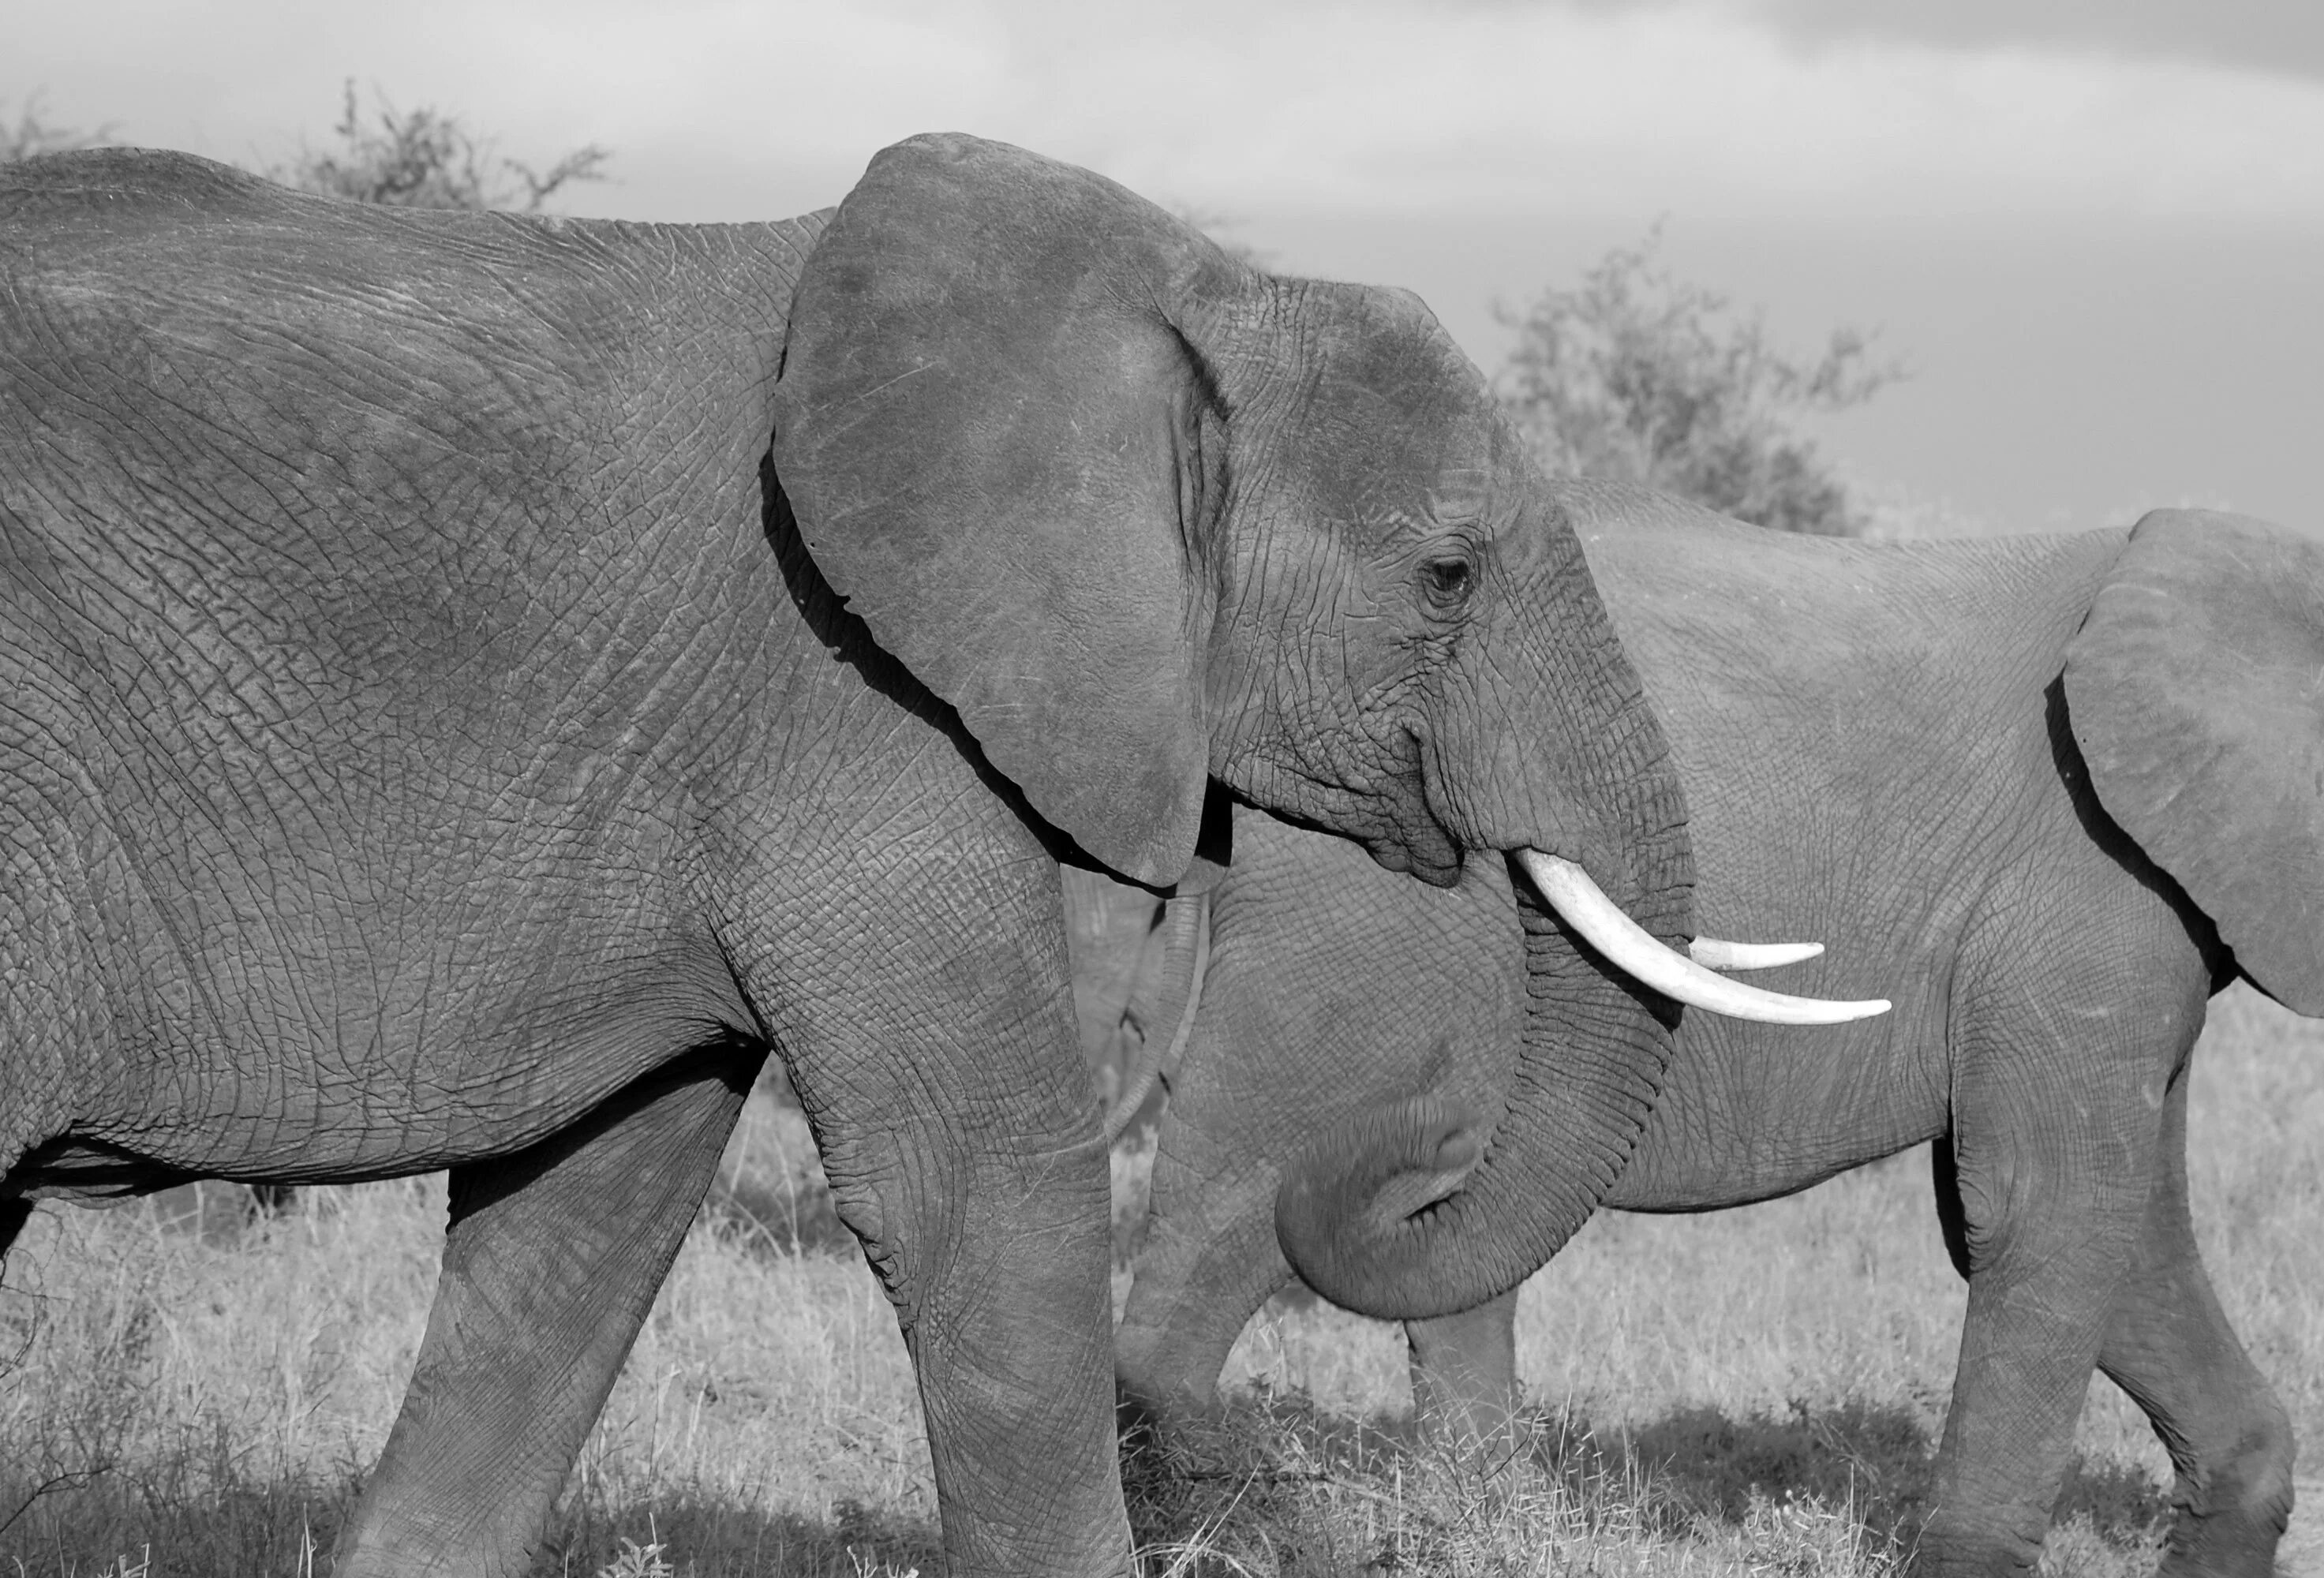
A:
[3,4,2320,1573]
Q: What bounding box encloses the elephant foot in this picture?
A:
[1117,1383,1272,1557]
[1910,1511,2047,1578]
[2158,1438,2294,1578]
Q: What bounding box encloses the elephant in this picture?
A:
[0,137,1870,1574]
[1115,488,2324,1578]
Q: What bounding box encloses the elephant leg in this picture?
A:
[1922,985,2183,1576]
[784,1031,1124,1576]
[1926,1126,2143,1576]
[1113,1139,1293,1445]
[1405,1285,1521,1445]
[333,1038,761,1578]
[2097,1066,2292,1578]
[739,850,1128,1578]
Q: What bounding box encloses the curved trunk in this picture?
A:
[1276,501,1692,1320]
[1275,874,1677,1318]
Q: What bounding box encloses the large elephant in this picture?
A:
[0,140,1864,1573]
[1117,488,2324,1577]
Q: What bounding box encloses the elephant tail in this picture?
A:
[1102,890,1211,1145]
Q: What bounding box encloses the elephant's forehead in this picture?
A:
[1304,417,1508,551]
[1255,277,1489,420]
[1346,308,1490,427]
[1271,316,1503,492]
[1349,471,1503,536]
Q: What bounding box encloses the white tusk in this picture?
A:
[1518,851,1889,1025]
[1690,937,1824,971]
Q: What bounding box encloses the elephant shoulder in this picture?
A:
[2063,508,2324,1015]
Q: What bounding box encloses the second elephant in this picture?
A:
[1117,489,2324,1578]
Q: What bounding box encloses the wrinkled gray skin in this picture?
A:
[0,137,1695,1576]
[1119,488,2324,1578]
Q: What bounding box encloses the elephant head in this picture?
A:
[772,135,1870,1318]
[773,133,1637,894]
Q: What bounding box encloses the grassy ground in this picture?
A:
[3,982,2318,1575]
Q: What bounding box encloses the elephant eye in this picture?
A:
[1419,555,1473,609]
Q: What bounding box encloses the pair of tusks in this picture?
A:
[1518,851,1890,1025]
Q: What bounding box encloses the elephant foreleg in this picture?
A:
[868,1108,1123,1576]
[745,837,1132,1577]
[332,1038,762,1578]
[2097,1066,2292,1578]
[1113,1146,1291,1446]
[777,1022,1128,1576]
[1405,1285,1521,1446]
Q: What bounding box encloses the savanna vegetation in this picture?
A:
[1494,226,1903,537]
[1,84,606,212]
[2,93,113,163]
[262,81,608,214]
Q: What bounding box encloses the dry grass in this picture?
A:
[0,1107,940,1576]
[3,985,2318,1575]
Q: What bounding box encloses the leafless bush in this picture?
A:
[267,80,609,212]
[1,92,115,163]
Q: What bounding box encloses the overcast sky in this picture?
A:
[13,0,2323,532]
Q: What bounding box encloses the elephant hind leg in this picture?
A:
[332,1034,764,1578]
[2098,1066,2292,1578]
[1925,1118,2135,1576]
[1922,934,2205,1576]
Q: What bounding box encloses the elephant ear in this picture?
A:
[771,133,1244,887]
[2064,507,2324,1015]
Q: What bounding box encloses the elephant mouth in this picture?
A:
[1369,801,1465,888]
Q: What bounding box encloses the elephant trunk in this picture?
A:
[1271,485,1881,1318]
[1275,500,1693,1319]
[1274,862,1678,1320]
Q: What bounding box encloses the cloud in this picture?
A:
[1742,0,2324,84]
[456,0,2324,225]
[11,0,2324,226]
